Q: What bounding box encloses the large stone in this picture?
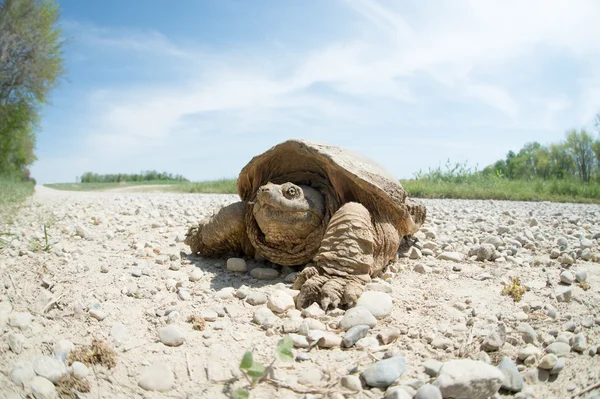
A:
[249,267,279,280]
[339,306,377,330]
[482,324,506,352]
[476,244,496,261]
[497,357,523,392]
[545,342,571,357]
[158,325,186,346]
[437,252,465,262]
[253,307,279,329]
[343,325,370,348]
[31,376,57,399]
[226,257,247,272]
[361,356,406,388]
[434,359,504,399]
[356,291,393,319]
[11,360,36,388]
[267,290,295,313]
[33,356,67,384]
[138,361,175,392]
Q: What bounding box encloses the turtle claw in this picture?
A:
[320,297,331,311]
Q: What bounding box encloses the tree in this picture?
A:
[565,129,596,182]
[0,0,64,179]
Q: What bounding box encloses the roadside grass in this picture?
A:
[401,177,600,204]
[168,179,237,194]
[45,180,188,191]
[45,175,600,204]
[0,177,35,205]
[0,177,35,249]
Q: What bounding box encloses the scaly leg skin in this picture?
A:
[295,202,400,310]
[184,201,254,258]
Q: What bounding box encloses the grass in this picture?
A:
[45,172,600,204]
[168,178,237,194]
[0,177,35,205]
[45,180,188,191]
[401,177,600,204]
[0,177,35,233]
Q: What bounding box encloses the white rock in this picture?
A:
[538,354,558,369]
[434,359,504,399]
[250,267,279,280]
[53,339,74,361]
[339,306,377,330]
[11,360,36,388]
[409,247,422,259]
[189,268,204,282]
[138,361,175,392]
[158,325,186,346]
[226,257,247,272]
[7,332,24,354]
[437,252,465,262]
[267,290,295,313]
[33,356,67,384]
[302,302,326,318]
[8,312,32,329]
[89,308,106,321]
[559,271,574,285]
[31,376,57,399]
[356,291,393,319]
[341,375,362,391]
[253,307,279,329]
[71,361,89,378]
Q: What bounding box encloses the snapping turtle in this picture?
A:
[185,139,426,309]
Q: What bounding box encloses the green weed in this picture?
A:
[234,337,294,398]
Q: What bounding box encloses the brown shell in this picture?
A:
[237,139,421,236]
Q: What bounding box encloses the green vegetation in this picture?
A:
[0,176,34,205]
[169,178,237,194]
[402,177,600,203]
[80,170,188,183]
[46,179,187,191]
[404,128,600,203]
[1,0,64,181]
[0,177,34,249]
[234,337,294,399]
[482,129,600,182]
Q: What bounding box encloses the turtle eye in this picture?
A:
[287,186,297,197]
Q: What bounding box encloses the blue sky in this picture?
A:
[32,0,600,183]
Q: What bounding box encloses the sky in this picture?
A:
[32,0,600,183]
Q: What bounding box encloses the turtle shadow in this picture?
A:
[181,252,297,293]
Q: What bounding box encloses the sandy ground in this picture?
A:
[0,186,599,399]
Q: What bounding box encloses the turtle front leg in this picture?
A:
[184,201,254,258]
[295,202,399,310]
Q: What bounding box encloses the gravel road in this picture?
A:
[0,186,599,399]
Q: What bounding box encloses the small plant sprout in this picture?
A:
[235,337,294,398]
[30,224,53,252]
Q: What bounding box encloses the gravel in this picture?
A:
[1,188,598,399]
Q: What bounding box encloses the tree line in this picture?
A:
[0,0,63,181]
[482,128,600,182]
[80,171,189,183]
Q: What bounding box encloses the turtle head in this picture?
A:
[253,182,325,243]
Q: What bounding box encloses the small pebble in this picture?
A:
[415,384,443,399]
[158,325,186,346]
[89,308,106,321]
[246,291,268,305]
